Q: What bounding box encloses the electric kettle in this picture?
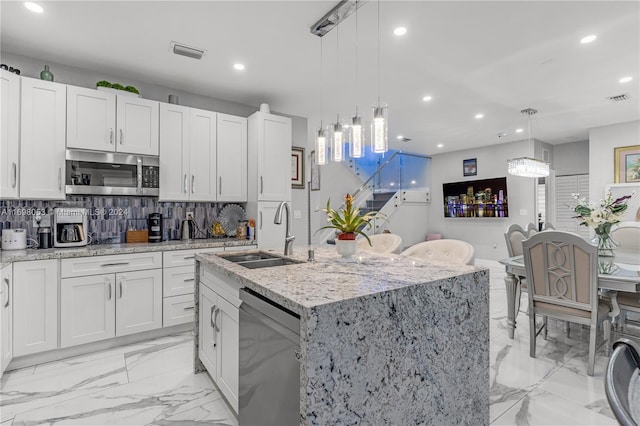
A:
[181,219,195,240]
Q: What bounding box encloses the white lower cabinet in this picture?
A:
[115,269,163,337]
[199,266,241,413]
[13,260,59,357]
[163,294,196,327]
[1,265,13,374]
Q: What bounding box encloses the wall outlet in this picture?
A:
[186,211,194,220]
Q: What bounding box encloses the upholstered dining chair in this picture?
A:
[611,222,640,253]
[356,233,403,254]
[504,224,529,257]
[605,338,640,426]
[542,222,556,231]
[522,230,611,376]
[527,222,539,236]
[401,239,475,265]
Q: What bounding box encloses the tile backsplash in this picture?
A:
[0,197,245,244]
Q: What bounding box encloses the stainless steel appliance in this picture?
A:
[180,218,195,240]
[148,213,163,243]
[65,150,159,196]
[239,288,300,425]
[37,227,52,249]
[1,229,27,250]
[53,208,88,247]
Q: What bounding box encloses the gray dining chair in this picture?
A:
[504,224,528,257]
[542,222,556,231]
[605,338,640,426]
[523,230,611,376]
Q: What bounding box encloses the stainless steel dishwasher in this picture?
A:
[239,288,301,426]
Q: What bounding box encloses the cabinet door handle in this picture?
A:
[107,281,112,300]
[191,175,195,194]
[11,162,17,188]
[219,177,222,194]
[3,278,9,308]
[183,306,195,311]
[260,176,264,194]
[183,255,195,260]
[110,128,114,145]
[184,174,188,194]
[119,129,124,145]
[213,307,220,332]
[260,211,263,230]
[58,168,62,191]
[119,280,124,298]
[100,262,130,267]
[210,305,217,347]
[183,278,195,282]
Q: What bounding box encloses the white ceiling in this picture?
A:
[1,1,638,156]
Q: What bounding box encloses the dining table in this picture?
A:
[499,250,640,339]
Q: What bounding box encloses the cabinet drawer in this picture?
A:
[163,294,196,327]
[61,252,162,278]
[200,265,241,306]
[163,247,223,268]
[163,265,195,297]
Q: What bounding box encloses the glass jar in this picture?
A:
[236,220,248,240]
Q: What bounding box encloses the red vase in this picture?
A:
[337,233,356,240]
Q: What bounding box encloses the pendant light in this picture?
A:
[507,108,550,178]
[316,37,327,165]
[371,0,388,154]
[349,0,364,158]
[331,18,345,162]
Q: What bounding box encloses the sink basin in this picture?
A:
[218,251,304,269]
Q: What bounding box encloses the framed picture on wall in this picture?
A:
[291,147,305,189]
[463,158,477,177]
[614,145,640,183]
[310,150,320,191]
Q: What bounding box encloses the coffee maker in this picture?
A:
[33,213,52,249]
[148,213,163,243]
[54,208,88,247]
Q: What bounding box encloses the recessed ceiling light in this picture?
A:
[475,113,484,119]
[24,2,43,13]
[393,27,407,36]
[437,144,443,148]
[233,63,245,71]
[580,34,597,44]
[619,76,633,83]
[422,95,432,102]
[515,128,524,133]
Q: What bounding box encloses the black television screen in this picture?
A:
[443,177,508,218]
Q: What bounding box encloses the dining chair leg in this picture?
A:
[587,324,597,376]
[603,319,611,357]
[529,309,537,358]
[543,316,548,340]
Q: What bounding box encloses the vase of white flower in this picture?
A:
[573,190,633,257]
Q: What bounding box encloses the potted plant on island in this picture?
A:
[317,193,384,258]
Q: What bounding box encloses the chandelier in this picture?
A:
[507,108,549,178]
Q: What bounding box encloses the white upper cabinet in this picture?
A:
[116,96,159,156]
[20,77,66,200]
[217,113,247,202]
[67,86,116,151]
[0,70,20,199]
[67,86,159,156]
[190,108,217,201]
[159,103,190,201]
[159,103,218,202]
[248,112,292,202]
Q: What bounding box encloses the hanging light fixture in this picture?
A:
[349,0,364,158]
[371,0,388,154]
[507,108,550,178]
[331,16,345,162]
[316,37,328,165]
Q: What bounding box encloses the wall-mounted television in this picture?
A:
[443,177,508,218]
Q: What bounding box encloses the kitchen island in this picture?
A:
[194,246,489,425]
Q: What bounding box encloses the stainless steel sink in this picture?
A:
[218,251,304,269]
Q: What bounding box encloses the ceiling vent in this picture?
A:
[607,93,630,102]
[170,41,205,60]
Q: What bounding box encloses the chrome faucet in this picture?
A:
[274,201,295,255]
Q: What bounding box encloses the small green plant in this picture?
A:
[96,80,112,88]
[124,85,139,94]
[111,83,125,90]
[316,194,384,245]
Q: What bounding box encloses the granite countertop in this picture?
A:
[196,245,485,314]
[0,238,256,267]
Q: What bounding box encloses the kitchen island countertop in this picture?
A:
[195,245,490,425]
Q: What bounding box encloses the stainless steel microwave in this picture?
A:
[65,150,159,196]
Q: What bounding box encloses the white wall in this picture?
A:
[589,120,640,202]
[554,140,589,176]
[428,140,537,260]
